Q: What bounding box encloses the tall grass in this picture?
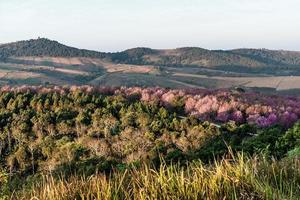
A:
[13,153,300,200]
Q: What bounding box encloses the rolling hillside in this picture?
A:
[2,38,300,70]
[0,38,300,95]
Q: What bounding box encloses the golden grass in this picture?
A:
[13,153,300,200]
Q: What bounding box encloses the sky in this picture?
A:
[0,0,300,52]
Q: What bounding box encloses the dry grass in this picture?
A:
[13,153,300,200]
[10,57,156,74]
[103,63,154,73]
[12,56,84,65]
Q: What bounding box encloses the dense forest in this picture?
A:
[0,86,298,199]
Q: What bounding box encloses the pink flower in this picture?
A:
[216,112,229,122]
[280,112,298,127]
[231,111,244,123]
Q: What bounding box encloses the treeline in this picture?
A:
[2,85,299,127]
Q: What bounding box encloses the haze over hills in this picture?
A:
[0,38,300,95]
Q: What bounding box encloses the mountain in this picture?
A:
[0,38,300,95]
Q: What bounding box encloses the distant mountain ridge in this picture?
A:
[1,38,300,70]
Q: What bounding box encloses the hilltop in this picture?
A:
[0,38,107,59]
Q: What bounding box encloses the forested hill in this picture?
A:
[1,38,300,69]
[112,47,300,68]
[0,38,108,59]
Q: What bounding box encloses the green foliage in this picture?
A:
[276,121,300,156]
[240,126,284,156]
[287,147,300,159]
[0,168,9,199]
[0,90,297,198]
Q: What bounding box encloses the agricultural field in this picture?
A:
[1,56,300,96]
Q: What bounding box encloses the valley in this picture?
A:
[1,54,300,95]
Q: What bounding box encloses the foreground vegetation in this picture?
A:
[0,86,299,199]
[11,154,300,200]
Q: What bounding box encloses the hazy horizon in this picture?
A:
[1,0,300,52]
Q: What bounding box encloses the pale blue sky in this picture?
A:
[0,0,299,52]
